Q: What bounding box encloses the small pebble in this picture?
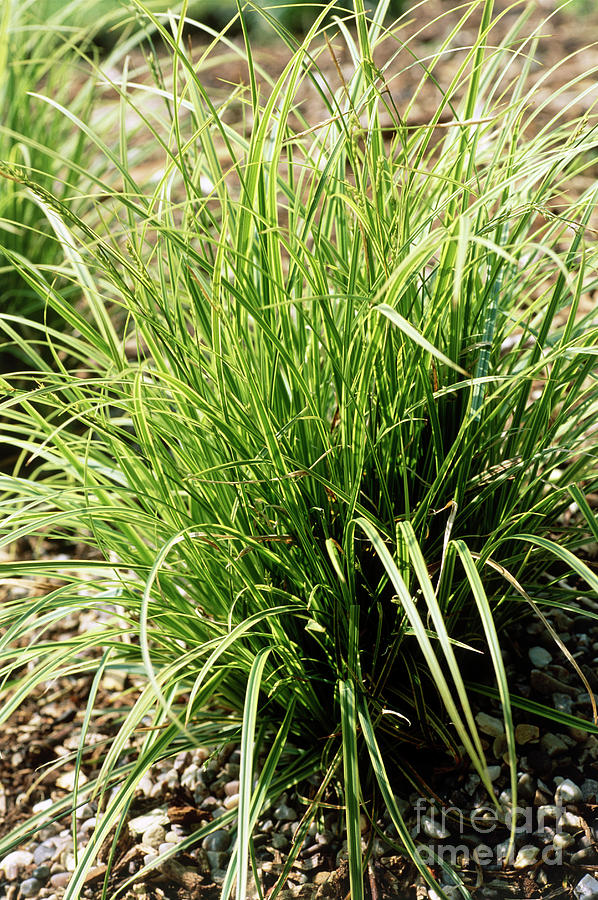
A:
[50,873,70,890]
[555,779,583,806]
[37,825,60,841]
[575,874,598,899]
[572,847,598,866]
[540,733,568,757]
[128,812,169,836]
[514,845,539,869]
[206,850,229,870]
[202,830,230,852]
[56,771,87,791]
[560,811,585,832]
[475,712,504,738]
[137,774,154,798]
[141,824,166,849]
[517,773,536,801]
[74,803,94,821]
[80,817,96,834]
[553,833,574,850]
[274,804,297,821]
[19,878,41,898]
[428,889,461,900]
[181,764,200,791]
[31,800,53,815]
[553,692,573,715]
[212,806,228,818]
[223,793,239,810]
[529,646,552,668]
[164,769,179,789]
[271,832,289,850]
[165,830,183,844]
[485,765,501,782]
[31,866,50,883]
[33,844,55,866]
[420,816,450,840]
[515,724,540,745]
[537,804,560,824]
[62,852,77,872]
[531,669,576,697]
[582,779,598,802]
[493,734,507,758]
[0,850,34,881]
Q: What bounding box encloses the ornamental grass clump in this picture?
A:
[1,0,598,897]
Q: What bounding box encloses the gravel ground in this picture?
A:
[1,526,598,899]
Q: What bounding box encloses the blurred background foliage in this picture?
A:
[37,0,404,38]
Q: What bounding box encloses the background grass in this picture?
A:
[37,0,404,37]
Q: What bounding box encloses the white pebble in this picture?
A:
[56,771,88,791]
[158,842,174,856]
[136,774,154,798]
[141,824,166,849]
[554,833,574,850]
[181,764,200,790]
[555,779,583,806]
[0,850,33,880]
[560,811,585,832]
[128,811,170,836]
[575,874,598,900]
[420,815,450,840]
[223,793,239,810]
[514,845,539,868]
[31,800,53,815]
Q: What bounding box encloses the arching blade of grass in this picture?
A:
[71,650,111,866]
[568,484,598,544]
[236,647,274,900]
[452,540,518,860]
[510,534,598,595]
[221,699,296,900]
[398,522,488,768]
[374,303,470,376]
[339,678,364,900]
[357,517,497,797]
[470,684,598,735]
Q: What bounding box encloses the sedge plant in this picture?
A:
[1,0,598,897]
